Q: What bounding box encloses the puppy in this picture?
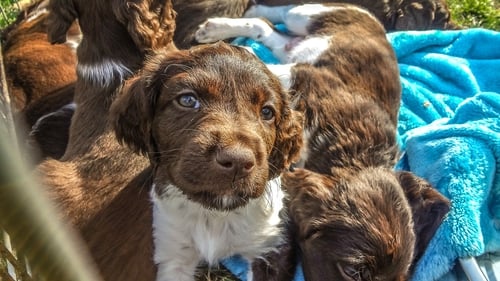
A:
[110,42,303,281]
[195,3,450,280]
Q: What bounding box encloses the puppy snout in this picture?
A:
[215,146,256,178]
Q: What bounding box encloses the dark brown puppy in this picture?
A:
[34,0,176,280]
[279,7,416,280]
[272,5,451,280]
[110,41,303,281]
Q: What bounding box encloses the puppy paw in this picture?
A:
[195,18,232,43]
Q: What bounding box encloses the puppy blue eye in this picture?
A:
[177,94,200,109]
[261,106,275,121]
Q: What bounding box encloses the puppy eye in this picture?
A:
[177,93,200,109]
[261,106,275,121]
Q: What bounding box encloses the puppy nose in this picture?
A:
[216,146,256,177]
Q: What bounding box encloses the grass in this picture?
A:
[447,0,500,30]
[0,0,23,29]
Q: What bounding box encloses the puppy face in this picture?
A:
[282,168,415,281]
[111,42,302,210]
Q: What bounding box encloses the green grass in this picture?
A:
[447,0,500,30]
[0,0,23,29]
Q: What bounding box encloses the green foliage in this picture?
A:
[1,1,22,29]
[447,0,500,30]
[0,0,22,29]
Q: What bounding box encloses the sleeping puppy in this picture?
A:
[110,42,303,281]
[195,3,450,280]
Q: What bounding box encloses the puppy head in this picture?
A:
[282,167,415,281]
[396,171,450,267]
[395,0,454,30]
[112,0,177,51]
[111,42,302,210]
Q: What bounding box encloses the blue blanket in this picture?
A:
[224,28,500,281]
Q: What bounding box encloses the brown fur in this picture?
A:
[277,5,450,280]
[1,0,79,112]
[397,171,450,266]
[1,0,79,161]
[34,0,176,280]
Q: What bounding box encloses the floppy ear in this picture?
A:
[110,75,155,157]
[269,108,303,178]
[112,0,177,51]
[397,171,450,264]
[47,0,77,44]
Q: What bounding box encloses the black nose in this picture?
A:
[215,146,256,177]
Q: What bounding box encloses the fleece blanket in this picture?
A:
[223,28,500,281]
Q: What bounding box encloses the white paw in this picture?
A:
[195,18,231,43]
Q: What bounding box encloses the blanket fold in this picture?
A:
[224,28,500,281]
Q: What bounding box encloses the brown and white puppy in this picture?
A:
[195,3,449,280]
[173,0,455,49]
[110,41,303,281]
[34,0,176,280]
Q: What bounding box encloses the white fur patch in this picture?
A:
[152,178,284,281]
[265,63,295,90]
[283,4,341,36]
[288,35,332,64]
[65,33,82,51]
[76,59,132,87]
[25,6,48,23]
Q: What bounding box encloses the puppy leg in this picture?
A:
[195,17,293,62]
[245,4,339,36]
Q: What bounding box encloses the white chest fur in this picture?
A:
[151,178,284,281]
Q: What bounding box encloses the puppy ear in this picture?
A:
[339,263,371,281]
[47,0,77,44]
[269,109,303,178]
[112,0,177,51]
[396,171,450,263]
[110,75,154,156]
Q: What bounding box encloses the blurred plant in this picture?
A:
[447,0,500,30]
